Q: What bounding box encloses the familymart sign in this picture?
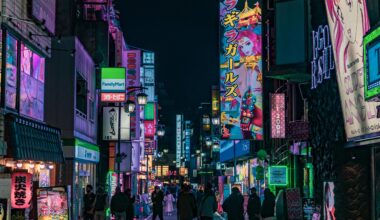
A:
[101,67,126,92]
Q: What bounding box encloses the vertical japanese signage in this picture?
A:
[125,50,141,139]
[185,121,191,160]
[325,0,380,141]
[103,107,130,141]
[176,115,182,168]
[220,0,263,140]
[270,93,285,138]
[11,172,32,209]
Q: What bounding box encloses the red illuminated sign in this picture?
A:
[271,93,285,138]
[101,93,126,102]
[11,172,32,209]
[144,120,155,138]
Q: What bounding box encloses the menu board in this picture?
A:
[37,187,68,220]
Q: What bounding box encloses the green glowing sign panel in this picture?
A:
[269,166,288,186]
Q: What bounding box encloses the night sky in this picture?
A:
[119,0,219,150]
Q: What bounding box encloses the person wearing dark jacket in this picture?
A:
[177,184,197,220]
[199,183,217,220]
[111,187,128,220]
[83,184,96,220]
[261,188,275,220]
[247,187,261,220]
[222,187,244,220]
[124,188,135,220]
[152,186,164,220]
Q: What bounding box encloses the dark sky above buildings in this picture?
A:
[119,0,219,150]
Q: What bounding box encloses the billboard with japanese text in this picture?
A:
[220,0,263,140]
[270,93,285,138]
[325,0,380,141]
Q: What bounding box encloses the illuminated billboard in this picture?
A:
[325,0,380,141]
[103,107,130,141]
[100,67,126,92]
[176,115,182,168]
[11,172,32,209]
[364,26,380,101]
[270,93,285,138]
[219,0,263,140]
[36,187,69,220]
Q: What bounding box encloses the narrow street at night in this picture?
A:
[1,0,380,220]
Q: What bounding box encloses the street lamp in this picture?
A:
[125,99,136,113]
[157,127,165,137]
[212,117,220,125]
[137,92,148,105]
[205,139,212,147]
[163,149,169,154]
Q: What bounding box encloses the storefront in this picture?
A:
[0,114,64,219]
[62,138,99,219]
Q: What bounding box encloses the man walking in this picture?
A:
[177,184,197,220]
[83,184,96,220]
[222,187,244,220]
[111,187,128,220]
[247,188,261,220]
[152,186,164,220]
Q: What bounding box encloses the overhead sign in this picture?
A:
[101,67,126,92]
[144,103,155,120]
[220,0,263,140]
[220,140,250,162]
[100,93,126,102]
[268,166,288,186]
[325,0,380,141]
[144,142,155,155]
[11,172,32,209]
[103,107,131,141]
[270,93,285,138]
[143,52,155,64]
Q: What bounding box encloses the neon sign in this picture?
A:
[311,25,334,90]
[270,93,285,138]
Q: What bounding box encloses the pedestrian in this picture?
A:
[164,191,175,216]
[199,183,217,220]
[83,184,96,220]
[196,185,204,210]
[222,187,244,220]
[124,188,135,220]
[177,184,186,220]
[261,188,275,220]
[247,187,261,220]
[152,186,164,220]
[94,186,108,220]
[111,186,128,220]
[177,184,197,220]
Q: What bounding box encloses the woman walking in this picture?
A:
[164,191,175,216]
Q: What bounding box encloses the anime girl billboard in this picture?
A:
[220,0,263,140]
[325,0,380,141]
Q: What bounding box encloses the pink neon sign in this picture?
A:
[271,93,285,138]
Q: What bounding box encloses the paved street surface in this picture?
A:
[147,209,177,220]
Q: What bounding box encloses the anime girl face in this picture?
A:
[334,0,360,43]
[236,30,261,57]
[238,37,255,56]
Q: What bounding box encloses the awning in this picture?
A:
[5,114,64,163]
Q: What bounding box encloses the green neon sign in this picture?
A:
[364,26,380,101]
[268,166,288,186]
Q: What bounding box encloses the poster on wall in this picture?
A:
[323,182,335,220]
[6,34,18,109]
[103,107,131,141]
[324,0,380,141]
[268,166,288,186]
[36,187,68,220]
[219,0,263,140]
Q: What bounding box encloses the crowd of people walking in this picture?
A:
[82,183,275,220]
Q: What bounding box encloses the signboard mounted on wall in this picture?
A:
[364,25,380,102]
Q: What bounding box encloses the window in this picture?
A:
[76,72,87,116]
[89,99,95,121]
[20,43,45,121]
[5,34,18,109]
